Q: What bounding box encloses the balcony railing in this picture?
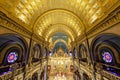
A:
[102,70,120,80]
[95,62,120,79]
[0,62,25,80]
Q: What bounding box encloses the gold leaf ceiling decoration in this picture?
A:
[0,0,119,42]
[34,10,83,41]
[53,39,68,48]
[0,0,118,24]
[44,25,75,41]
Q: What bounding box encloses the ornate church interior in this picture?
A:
[0,0,120,80]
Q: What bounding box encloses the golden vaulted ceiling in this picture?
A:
[0,0,119,44]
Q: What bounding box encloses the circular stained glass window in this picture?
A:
[7,52,18,63]
[102,51,112,63]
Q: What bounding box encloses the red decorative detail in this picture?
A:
[70,65,74,72]
[47,65,51,71]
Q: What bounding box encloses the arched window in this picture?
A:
[32,44,41,62]
[6,48,19,64]
[79,44,87,62]
[33,44,41,58]
[69,51,73,57]
[43,47,47,58]
[98,46,115,65]
[0,34,27,75]
[91,34,120,76]
[73,48,78,58]
[49,50,52,56]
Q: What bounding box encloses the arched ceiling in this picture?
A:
[52,32,68,43]
[53,42,68,52]
[42,24,76,41]
[45,26,74,41]
[0,0,118,25]
[0,0,119,43]
[53,39,68,46]
[34,10,83,41]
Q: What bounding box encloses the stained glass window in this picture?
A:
[43,48,47,57]
[102,51,112,63]
[7,52,18,63]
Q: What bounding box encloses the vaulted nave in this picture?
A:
[0,0,120,80]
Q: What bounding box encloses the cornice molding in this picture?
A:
[0,12,46,45]
[0,11,32,38]
[86,6,120,39]
[32,33,45,44]
[32,33,49,46]
[75,5,120,45]
[75,33,86,45]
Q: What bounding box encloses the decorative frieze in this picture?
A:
[0,12,32,38]
[87,6,120,38]
[32,33,45,44]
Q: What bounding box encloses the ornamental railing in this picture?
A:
[0,62,25,80]
[102,70,120,80]
[95,62,120,79]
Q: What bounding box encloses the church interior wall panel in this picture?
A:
[0,0,120,80]
[84,13,120,79]
[87,33,120,78]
